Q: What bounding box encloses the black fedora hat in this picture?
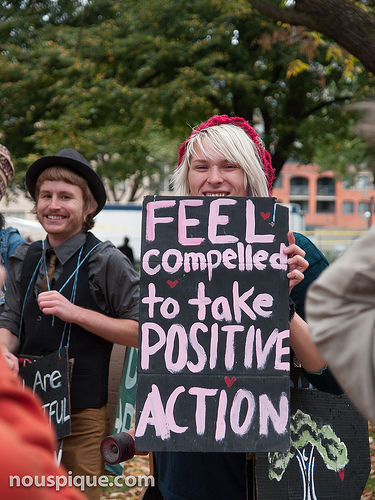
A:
[26,148,106,215]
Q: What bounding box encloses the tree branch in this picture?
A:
[301,95,353,120]
[247,0,375,74]
[247,0,311,26]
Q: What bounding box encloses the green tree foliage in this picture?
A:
[0,0,177,199]
[1,0,374,199]
[107,0,375,176]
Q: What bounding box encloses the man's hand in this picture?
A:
[0,346,19,375]
[38,291,138,347]
[38,290,78,322]
[0,265,6,286]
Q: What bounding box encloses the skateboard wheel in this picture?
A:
[100,432,135,464]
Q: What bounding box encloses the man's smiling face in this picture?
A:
[36,180,86,246]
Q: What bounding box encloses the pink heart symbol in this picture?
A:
[224,376,237,388]
[167,280,178,288]
[339,468,345,481]
[260,211,270,220]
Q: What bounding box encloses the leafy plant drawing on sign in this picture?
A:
[268,409,349,500]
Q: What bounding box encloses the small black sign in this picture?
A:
[256,388,371,499]
[18,348,72,439]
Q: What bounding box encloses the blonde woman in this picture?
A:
[152,115,342,500]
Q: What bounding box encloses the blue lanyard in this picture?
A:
[57,246,83,353]
[18,241,102,351]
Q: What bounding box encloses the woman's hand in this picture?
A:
[284,231,309,292]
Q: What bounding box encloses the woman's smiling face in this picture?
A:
[187,144,249,197]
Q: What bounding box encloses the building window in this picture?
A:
[317,177,335,196]
[358,201,371,214]
[316,200,335,213]
[290,200,308,213]
[357,174,373,190]
[289,177,308,195]
[342,201,354,214]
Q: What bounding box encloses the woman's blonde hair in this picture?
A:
[31,166,98,231]
[173,123,270,197]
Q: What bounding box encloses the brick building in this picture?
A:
[272,162,375,229]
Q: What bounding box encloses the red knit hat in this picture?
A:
[178,115,275,195]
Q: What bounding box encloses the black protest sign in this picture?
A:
[18,348,72,439]
[135,196,290,452]
[255,388,371,499]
